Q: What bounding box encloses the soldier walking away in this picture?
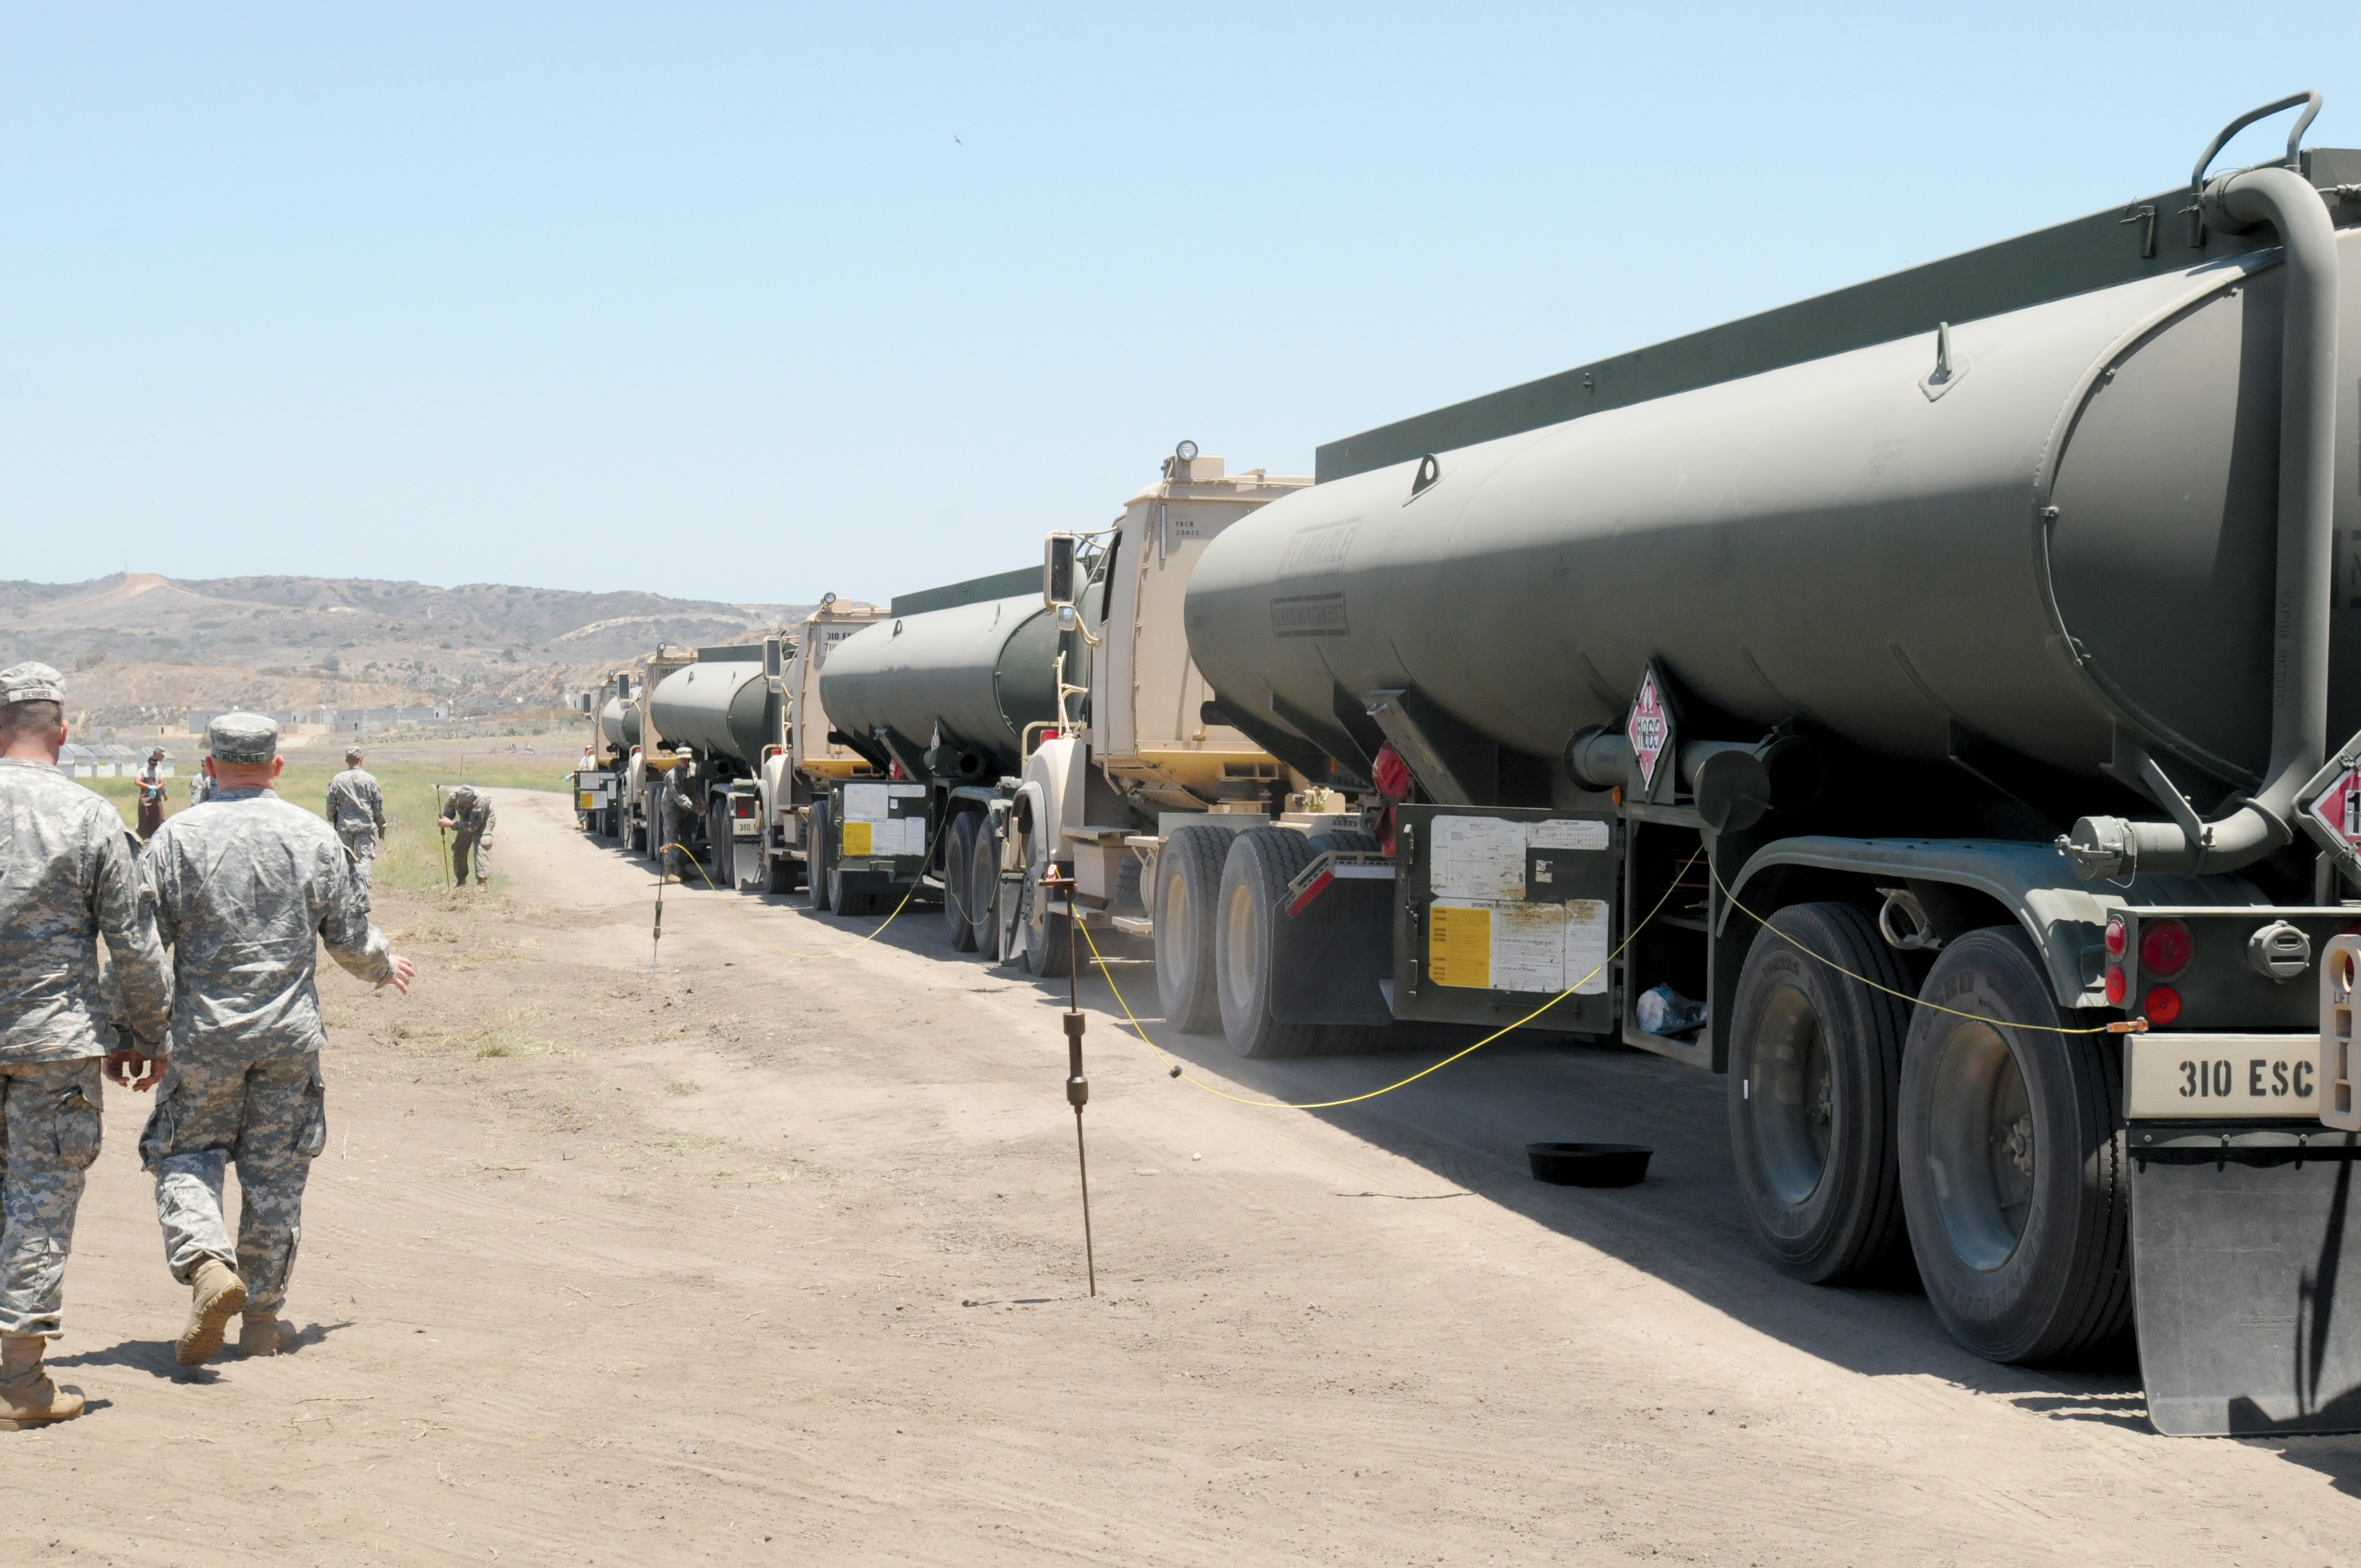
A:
[325,748,388,889]
[137,711,415,1365]
[0,663,172,1428]
[439,784,494,886]
[134,747,170,840]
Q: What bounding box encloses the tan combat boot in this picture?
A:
[176,1259,247,1366]
[236,1311,298,1358]
[0,1333,84,1429]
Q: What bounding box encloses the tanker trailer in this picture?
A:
[569,672,637,837]
[1185,95,2361,1433]
[812,568,1076,928]
[646,644,786,886]
[617,647,692,856]
[752,594,888,895]
[1005,445,1329,1010]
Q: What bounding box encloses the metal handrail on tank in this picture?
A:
[2064,93,2341,878]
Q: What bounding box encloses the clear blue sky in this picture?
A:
[2,4,2352,605]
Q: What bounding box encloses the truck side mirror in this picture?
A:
[1045,533,1078,611]
[764,636,785,683]
[617,674,633,699]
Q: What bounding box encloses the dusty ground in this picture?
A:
[9,789,2361,1565]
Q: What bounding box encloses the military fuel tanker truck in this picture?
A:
[995,448,1319,978]
[572,671,638,837]
[1178,95,2361,1434]
[641,641,795,885]
[750,594,888,894]
[810,568,1079,928]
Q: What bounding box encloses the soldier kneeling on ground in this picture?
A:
[135,711,416,1365]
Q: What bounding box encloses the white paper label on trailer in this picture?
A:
[1562,899,1610,994]
[888,783,926,799]
[1429,816,1528,900]
[893,818,924,856]
[1528,819,1610,852]
[1487,900,1569,992]
[842,783,888,824]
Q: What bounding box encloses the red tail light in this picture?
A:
[2105,967,2128,1005]
[2139,918,2194,979]
[2105,916,2128,959]
[2144,986,2183,1026]
[734,797,755,818]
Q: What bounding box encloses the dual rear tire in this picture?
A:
[1727,902,2131,1364]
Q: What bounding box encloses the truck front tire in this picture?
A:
[1155,826,1229,1034]
[1727,901,1913,1284]
[1898,926,2132,1364]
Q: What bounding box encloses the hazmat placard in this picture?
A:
[1627,665,1672,795]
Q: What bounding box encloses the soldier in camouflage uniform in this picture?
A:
[439,784,494,886]
[138,711,415,1364]
[0,662,172,1428]
[325,748,387,890]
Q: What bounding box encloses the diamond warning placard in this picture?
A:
[2307,764,2361,850]
[1627,665,1673,796]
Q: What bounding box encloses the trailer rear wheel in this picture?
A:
[1215,828,1379,1059]
[1727,902,1913,1284]
[969,815,1004,960]
[945,813,980,952]
[1898,927,2131,1364]
[806,801,834,912]
[710,801,736,889]
[1155,826,1230,1035]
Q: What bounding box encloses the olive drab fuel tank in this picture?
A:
[600,696,641,752]
[648,661,775,766]
[819,594,1068,780]
[1185,231,2361,792]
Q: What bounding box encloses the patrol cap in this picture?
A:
[0,662,66,706]
[206,710,280,765]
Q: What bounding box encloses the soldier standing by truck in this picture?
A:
[137,711,415,1364]
[326,748,387,889]
[439,784,494,886]
[0,661,172,1425]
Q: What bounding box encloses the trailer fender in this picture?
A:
[1721,835,2275,1012]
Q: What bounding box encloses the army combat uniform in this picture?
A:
[0,662,172,1425]
[325,762,387,889]
[141,711,396,1364]
[444,785,493,885]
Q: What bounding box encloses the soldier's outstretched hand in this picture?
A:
[387,954,416,995]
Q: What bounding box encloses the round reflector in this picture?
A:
[2144,986,2184,1026]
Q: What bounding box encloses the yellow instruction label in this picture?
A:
[576,793,594,810]
[841,820,873,857]
[1429,904,1492,988]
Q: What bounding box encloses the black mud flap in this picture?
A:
[2134,1129,2361,1435]
[1270,878,1395,1026]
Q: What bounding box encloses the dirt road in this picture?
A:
[10,788,2361,1565]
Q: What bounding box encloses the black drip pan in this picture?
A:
[1527,1142,1652,1188]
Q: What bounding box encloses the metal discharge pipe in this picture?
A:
[2064,160,2341,877]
